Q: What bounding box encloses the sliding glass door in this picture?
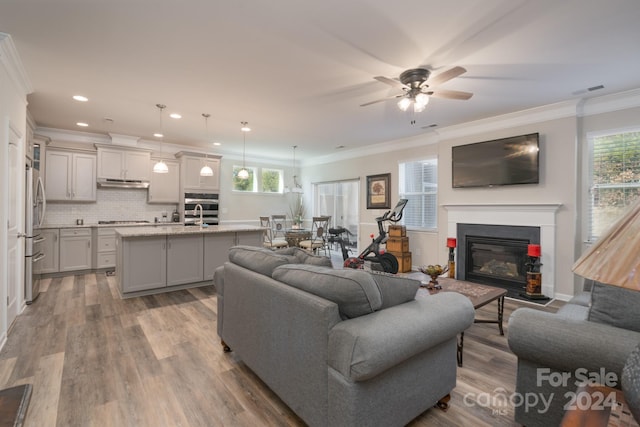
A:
[313,179,359,249]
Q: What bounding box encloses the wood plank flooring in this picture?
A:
[0,272,561,426]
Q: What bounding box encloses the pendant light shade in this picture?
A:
[200,113,214,177]
[285,145,303,193]
[153,104,169,174]
[238,121,250,180]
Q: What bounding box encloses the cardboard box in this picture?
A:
[386,236,409,253]
[388,225,406,237]
[389,251,412,273]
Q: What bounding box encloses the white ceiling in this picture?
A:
[2,0,640,161]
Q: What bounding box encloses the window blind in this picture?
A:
[399,159,437,229]
[588,130,640,240]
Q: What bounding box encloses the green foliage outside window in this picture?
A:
[262,169,281,193]
[233,166,255,191]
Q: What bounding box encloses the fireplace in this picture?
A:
[457,223,540,297]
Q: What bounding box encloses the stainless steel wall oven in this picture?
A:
[182,192,219,225]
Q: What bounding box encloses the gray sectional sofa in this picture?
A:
[508,281,640,427]
[214,245,475,427]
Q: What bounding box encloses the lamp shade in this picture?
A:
[200,164,213,176]
[446,238,457,248]
[153,160,169,174]
[527,244,541,257]
[572,198,640,290]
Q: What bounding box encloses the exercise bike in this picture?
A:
[328,198,408,274]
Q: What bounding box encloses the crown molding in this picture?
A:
[579,87,640,117]
[0,33,33,97]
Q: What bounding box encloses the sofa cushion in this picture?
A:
[228,245,292,277]
[275,246,333,267]
[272,264,382,319]
[369,271,420,309]
[588,282,640,333]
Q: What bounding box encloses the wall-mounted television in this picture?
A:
[452,133,540,188]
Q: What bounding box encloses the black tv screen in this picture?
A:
[452,133,540,188]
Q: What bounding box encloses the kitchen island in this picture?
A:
[115,224,264,298]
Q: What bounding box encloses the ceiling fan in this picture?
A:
[361,66,473,112]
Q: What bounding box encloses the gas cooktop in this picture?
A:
[98,220,150,224]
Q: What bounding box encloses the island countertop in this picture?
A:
[115,224,265,238]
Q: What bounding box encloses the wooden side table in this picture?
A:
[561,384,638,427]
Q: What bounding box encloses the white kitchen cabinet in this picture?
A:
[167,234,204,286]
[45,150,96,202]
[236,230,263,247]
[118,235,167,293]
[203,232,236,280]
[97,147,151,181]
[35,228,59,274]
[94,227,117,269]
[176,152,221,191]
[148,158,179,203]
[59,228,92,272]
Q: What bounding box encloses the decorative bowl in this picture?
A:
[419,264,449,288]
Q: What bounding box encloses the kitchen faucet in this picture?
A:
[193,204,203,226]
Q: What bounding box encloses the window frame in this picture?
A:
[261,167,284,193]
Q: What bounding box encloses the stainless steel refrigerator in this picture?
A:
[25,163,46,304]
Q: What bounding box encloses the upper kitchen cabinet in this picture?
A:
[148,158,179,203]
[176,152,221,191]
[96,145,151,181]
[45,149,96,202]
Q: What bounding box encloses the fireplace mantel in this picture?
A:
[442,203,562,298]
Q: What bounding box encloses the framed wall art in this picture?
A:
[366,173,390,209]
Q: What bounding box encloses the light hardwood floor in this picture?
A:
[0,272,561,427]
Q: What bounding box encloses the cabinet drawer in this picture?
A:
[97,252,116,268]
[98,236,116,252]
[60,228,91,237]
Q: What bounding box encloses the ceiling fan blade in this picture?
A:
[430,89,473,100]
[360,94,402,107]
[428,66,467,86]
[373,76,407,89]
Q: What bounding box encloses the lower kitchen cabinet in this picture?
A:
[35,228,59,274]
[118,235,167,292]
[94,227,116,269]
[59,228,92,272]
[167,234,203,286]
[236,230,263,247]
[204,232,236,280]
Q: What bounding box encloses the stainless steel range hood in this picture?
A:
[97,178,150,189]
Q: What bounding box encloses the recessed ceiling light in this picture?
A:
[169,113,182,119]
[76,122,89,127]
[73,95,88,102]
[154,132,163,138]
[213,142,221,146]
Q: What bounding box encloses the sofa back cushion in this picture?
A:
[228,245,292,277]
[588,282,640,333]
[273,264,383,319]
[369,271,420,309]
[275,247,333,267]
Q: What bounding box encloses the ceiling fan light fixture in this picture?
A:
[415,93,429,107]
[397,97,412,111]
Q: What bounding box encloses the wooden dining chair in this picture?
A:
[299,216,331,256]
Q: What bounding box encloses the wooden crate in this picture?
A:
[388,225,406,237]
[386,236,409,253]
[389,251,412,273]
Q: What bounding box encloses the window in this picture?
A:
[399,159,438,229]
[587,129,640,240]
[262,168,283,193]
[232,166,257,192]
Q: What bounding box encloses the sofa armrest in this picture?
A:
[213,265,225,295]
[328,292,474,381]
[508,308,640,375]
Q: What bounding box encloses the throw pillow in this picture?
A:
[272,264,383,319]
[369,271,420,309]
[228,245,291,277]
[588,282,640,333]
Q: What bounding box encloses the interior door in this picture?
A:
[7,126,22,327]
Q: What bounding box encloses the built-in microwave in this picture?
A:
[182,192,219,226]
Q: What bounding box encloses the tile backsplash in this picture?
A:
[44,188,178,225]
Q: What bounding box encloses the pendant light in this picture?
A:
[200,113,214,177]
[152,104,169,174]
[238,121,250,180]
[285,145,303,193]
